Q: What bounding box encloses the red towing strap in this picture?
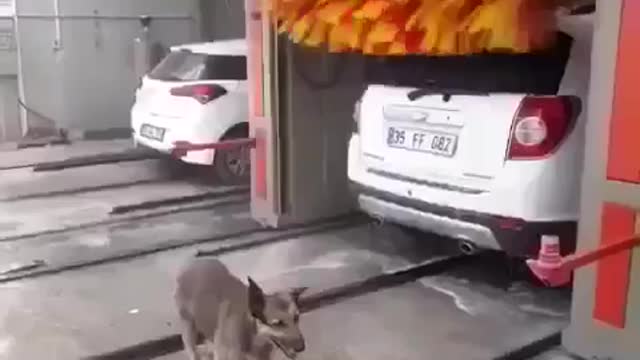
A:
[171,138,256,158]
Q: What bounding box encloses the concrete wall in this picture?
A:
[278,42,367,222]
[0,76,19,141]
[15,0,200,135]
[0,17,16,76]
[200,0,245,41]
[0,14,19,141]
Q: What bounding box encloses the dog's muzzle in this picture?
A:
[271,338,305,359]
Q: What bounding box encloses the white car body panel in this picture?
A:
[347,13,593,255]
[131,39,248,165]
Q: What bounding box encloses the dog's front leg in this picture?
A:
[212,327,239,360]
[213,345,245,360]
[212,322,246,360]
[179,317,201,360]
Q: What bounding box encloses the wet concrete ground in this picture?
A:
[155,251,571,360]
[0,222,571,360]
[0,139,133,170]
[297,261,570,360]
[0,141,573,360]
[0,202,253,277]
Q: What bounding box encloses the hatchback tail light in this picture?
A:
[170,84,227,104]
[507,96,580,160]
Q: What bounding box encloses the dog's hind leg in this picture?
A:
[179,316,201,360]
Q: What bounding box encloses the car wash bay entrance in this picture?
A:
[240,0,640,359]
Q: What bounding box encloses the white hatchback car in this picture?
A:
[348,11,593,258]
[131,39,249,184]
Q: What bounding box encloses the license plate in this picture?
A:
[386,126,457,157]
[140,124,165,141]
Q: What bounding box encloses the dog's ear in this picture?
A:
[289,287,309,304]
[248,277,266,322]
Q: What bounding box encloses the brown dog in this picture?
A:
[174,257,308,360]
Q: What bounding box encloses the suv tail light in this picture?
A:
[507,96,580,160]
[170,84,227,104]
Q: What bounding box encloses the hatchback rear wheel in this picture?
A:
[213,124,250,185]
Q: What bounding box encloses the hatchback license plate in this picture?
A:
[140,124,165,141]
[386,126,457,157]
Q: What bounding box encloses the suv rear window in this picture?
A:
[149,51,247,81]
[364,32,574,95]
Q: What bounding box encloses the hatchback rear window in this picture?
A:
[364,32,574,95]
[149,51,247,81]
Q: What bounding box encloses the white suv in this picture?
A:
[131,39,249,184]
[347,12,593,258]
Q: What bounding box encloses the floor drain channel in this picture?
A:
[109,186,249,215]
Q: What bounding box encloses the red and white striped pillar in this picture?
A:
[564,1,640,358]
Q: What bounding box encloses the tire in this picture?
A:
[212,124,250,185]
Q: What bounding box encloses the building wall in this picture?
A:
[0,19,18,143]
[0,76,19,141]
[200,0,245,41]
[15,0,200,135]
[0,17,16,76]
[0,0,19,141]
[278,42,366,222]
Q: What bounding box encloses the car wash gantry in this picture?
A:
[266,0,624,274]
[180,0,635,284]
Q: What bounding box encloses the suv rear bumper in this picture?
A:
[350,182,576,258]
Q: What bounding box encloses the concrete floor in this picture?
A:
[297,256,570,360]
[0,141,574,360]
[531,348,583,360]
[0,139,134,169]
[0,202,254,275]
[156,253,571,360]
[0,220,572,360]
[0,223,443,359]
[0,145,246,241]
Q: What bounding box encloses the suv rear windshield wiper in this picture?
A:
[407,86,490,102]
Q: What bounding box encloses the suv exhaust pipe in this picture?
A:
[370,214,384,227]
[459,240,477,255]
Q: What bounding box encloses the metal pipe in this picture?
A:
[170,138,257,158]
[370,214,384,227]
[53,0,62,50]
[563,235,640,270]
[16,14,193,20]
[458,240,478,255]
[12,0,28,136]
